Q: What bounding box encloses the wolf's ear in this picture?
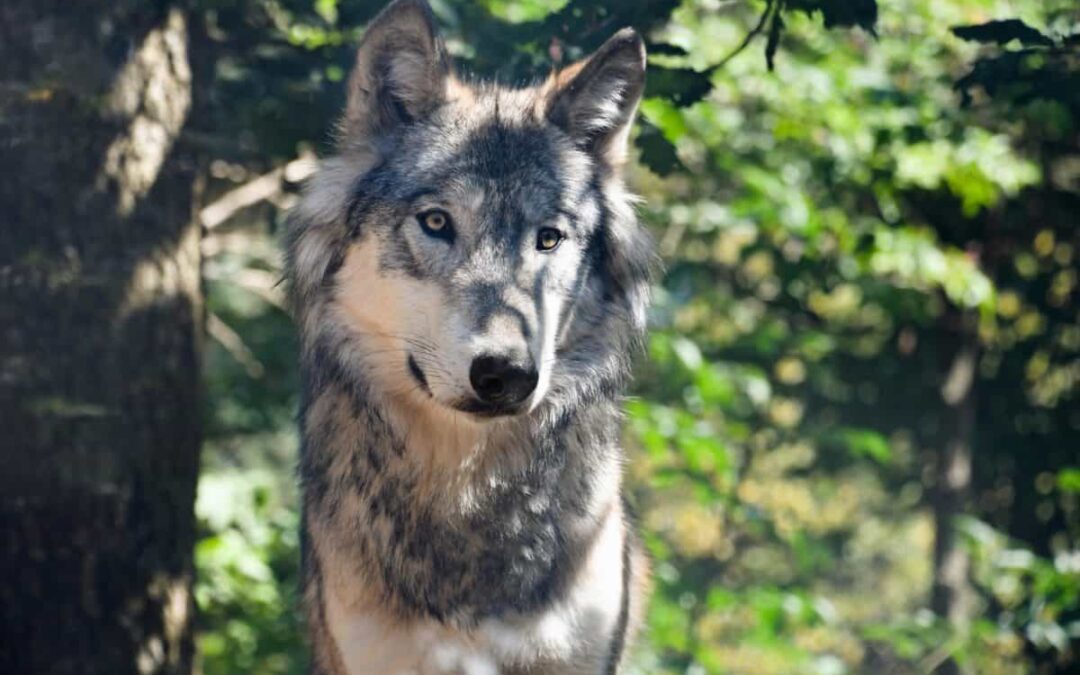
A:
[342,0,449,140]
[546,29,646,167]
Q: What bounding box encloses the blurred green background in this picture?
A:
[190,1,1079,673]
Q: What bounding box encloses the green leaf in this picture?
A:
[644,66,714,108]
[832,427,892,464]
[635,121,683,175]
[1057,468,1080,494]
[787,0,878,35]
[672,336,704,372]
[951,20,1053,48]
[480,0,570,24]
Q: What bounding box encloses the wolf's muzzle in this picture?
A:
[469,354,538,411]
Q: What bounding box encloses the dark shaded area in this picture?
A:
[0,1,202,673]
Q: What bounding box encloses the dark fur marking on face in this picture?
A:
[585,169,610,281]
[453,397,525,418]
[344,165,435,279]
[460,123,559,183]
[556,206,579,223]
[457,123,567,242]
[466,281,533,340]
[407,354,430,394]
[378,232,428,279]
[547,174,605,341]
[321,248,348,290]
[346,189,378,240]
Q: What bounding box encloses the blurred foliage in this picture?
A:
[190,1,1080,673]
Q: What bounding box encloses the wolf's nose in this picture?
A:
[469,355,538,407]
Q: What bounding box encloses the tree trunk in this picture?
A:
[0,3,201,674]
[930,309,979,674]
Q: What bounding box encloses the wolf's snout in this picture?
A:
[469,354,538,407]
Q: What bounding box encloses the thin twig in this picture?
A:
[207,312,265,378]
[919,639,959,674]
[659,219,688,258]
[227,269,288,311]
[199,152,317,230]
[712,0,778,71]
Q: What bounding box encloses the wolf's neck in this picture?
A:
[303,369,618,507]
[301,367,624,622]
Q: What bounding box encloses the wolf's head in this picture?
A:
[288,0,652,421]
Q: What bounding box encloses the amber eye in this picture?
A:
[536,228,564,252]
[417,209,454,242]
[423,211,446,230]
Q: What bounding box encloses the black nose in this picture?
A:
[469,355,538,407]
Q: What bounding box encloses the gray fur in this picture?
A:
[285,1,653,672]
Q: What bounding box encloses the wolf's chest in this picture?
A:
[324,504,627,675]
[368,471,579,622]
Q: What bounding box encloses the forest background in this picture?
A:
[1,1,1077,674]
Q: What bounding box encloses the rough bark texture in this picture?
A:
[0,2,201,673]
[930,310,979,675]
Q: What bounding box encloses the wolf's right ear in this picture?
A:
[341,0,449,141]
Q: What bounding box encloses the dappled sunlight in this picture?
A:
[97,9,192,217]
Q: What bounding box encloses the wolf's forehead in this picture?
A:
[406,124,546,176]
[401,113,592,198]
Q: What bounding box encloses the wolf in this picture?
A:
[284,0,654,672]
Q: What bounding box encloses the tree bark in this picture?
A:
[930,309,979,674]
[0,3,201,673]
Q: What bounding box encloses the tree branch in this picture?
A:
[712,0,779,71]
[199,152,317,230]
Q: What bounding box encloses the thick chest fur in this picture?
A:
[318,496,633,675]
[301,383,641,674]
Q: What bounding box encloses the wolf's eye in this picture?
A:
[417,209,454,242]
[536,228,564,252]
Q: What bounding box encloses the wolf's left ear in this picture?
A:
[546,29,646,167]
[342,0,449,141]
